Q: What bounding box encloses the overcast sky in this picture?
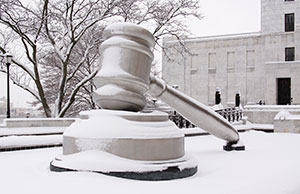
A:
[0,0,261,108]
[188,0,261,37]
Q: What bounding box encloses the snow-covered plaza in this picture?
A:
[1,1,300,193]
[1,130,300,194]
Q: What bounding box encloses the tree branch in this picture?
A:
[58,69,98,117]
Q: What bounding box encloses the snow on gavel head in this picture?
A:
[93,23,155,112]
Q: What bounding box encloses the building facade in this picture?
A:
[162,0,300,107]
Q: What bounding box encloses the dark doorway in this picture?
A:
[277,78,291,105]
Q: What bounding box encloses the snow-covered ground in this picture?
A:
[1,131,300,194]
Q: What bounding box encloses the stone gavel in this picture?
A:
[51,22,243,180]
[94,22,240,144]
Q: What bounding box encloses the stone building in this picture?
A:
[162,0,300,107]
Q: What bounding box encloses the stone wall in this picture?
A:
[3,118,76,128]
[162,30,300,106]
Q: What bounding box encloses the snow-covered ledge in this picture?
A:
[274,111,300,133]
[243,105,300,124]
[3,118,77,128]
[265,61,300,66]
[244,105,300,110]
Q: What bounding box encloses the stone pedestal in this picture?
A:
[50,110,197,180]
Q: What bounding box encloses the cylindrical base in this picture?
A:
[63,110,185,161]
[63,136,184,161]
[51,110,197,180]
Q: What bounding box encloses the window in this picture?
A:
[285,13,294,32]
[285,47,295,61]
[227,51,235,68]
[246,50,255,67]
[208,53,216,69]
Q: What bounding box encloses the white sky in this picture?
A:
[0,0,261,108]
[188,0,261,37]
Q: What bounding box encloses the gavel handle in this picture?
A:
[149,75,239,143]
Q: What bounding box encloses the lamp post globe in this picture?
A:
[4,53,13,64]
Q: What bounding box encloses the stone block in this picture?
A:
[244,105,300,124]
[274,110,300,133]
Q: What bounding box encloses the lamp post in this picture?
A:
[2,53,13,118]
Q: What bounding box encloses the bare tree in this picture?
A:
[0,0,118,117]
[0,0,201,117]
[37,25,103,117]
[115,0,201,46]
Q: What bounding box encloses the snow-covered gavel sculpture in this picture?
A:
[50,23,244,180]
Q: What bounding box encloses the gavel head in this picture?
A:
[93,23,155,111]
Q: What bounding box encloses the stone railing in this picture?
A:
[169,107,242,128]
[169,111,196,129]
[215,107,243,123]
